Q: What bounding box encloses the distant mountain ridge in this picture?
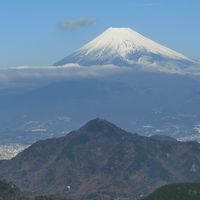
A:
[150,135,177,142]
[55,27,198,73]
[1,119,200,199]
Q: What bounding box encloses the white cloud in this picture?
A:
[0,63,200,90]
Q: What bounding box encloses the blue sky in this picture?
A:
[0,0,199,67]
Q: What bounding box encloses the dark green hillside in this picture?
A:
[0,180,65,200]
[142,183,200,200]
[0,180,28,200]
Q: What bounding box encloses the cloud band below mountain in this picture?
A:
[0,65,131,89]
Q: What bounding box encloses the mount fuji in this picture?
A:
[55,27,198,73]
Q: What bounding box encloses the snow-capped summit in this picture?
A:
[55,27,198,72]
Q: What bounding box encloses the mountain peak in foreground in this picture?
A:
[1,118,200,200]
[55,27,196,70]
[79,117,126,134]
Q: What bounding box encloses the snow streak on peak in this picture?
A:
[82,27,191,61]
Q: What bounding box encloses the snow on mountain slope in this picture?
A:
[80,27,190,61]
[55,27,198,73]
